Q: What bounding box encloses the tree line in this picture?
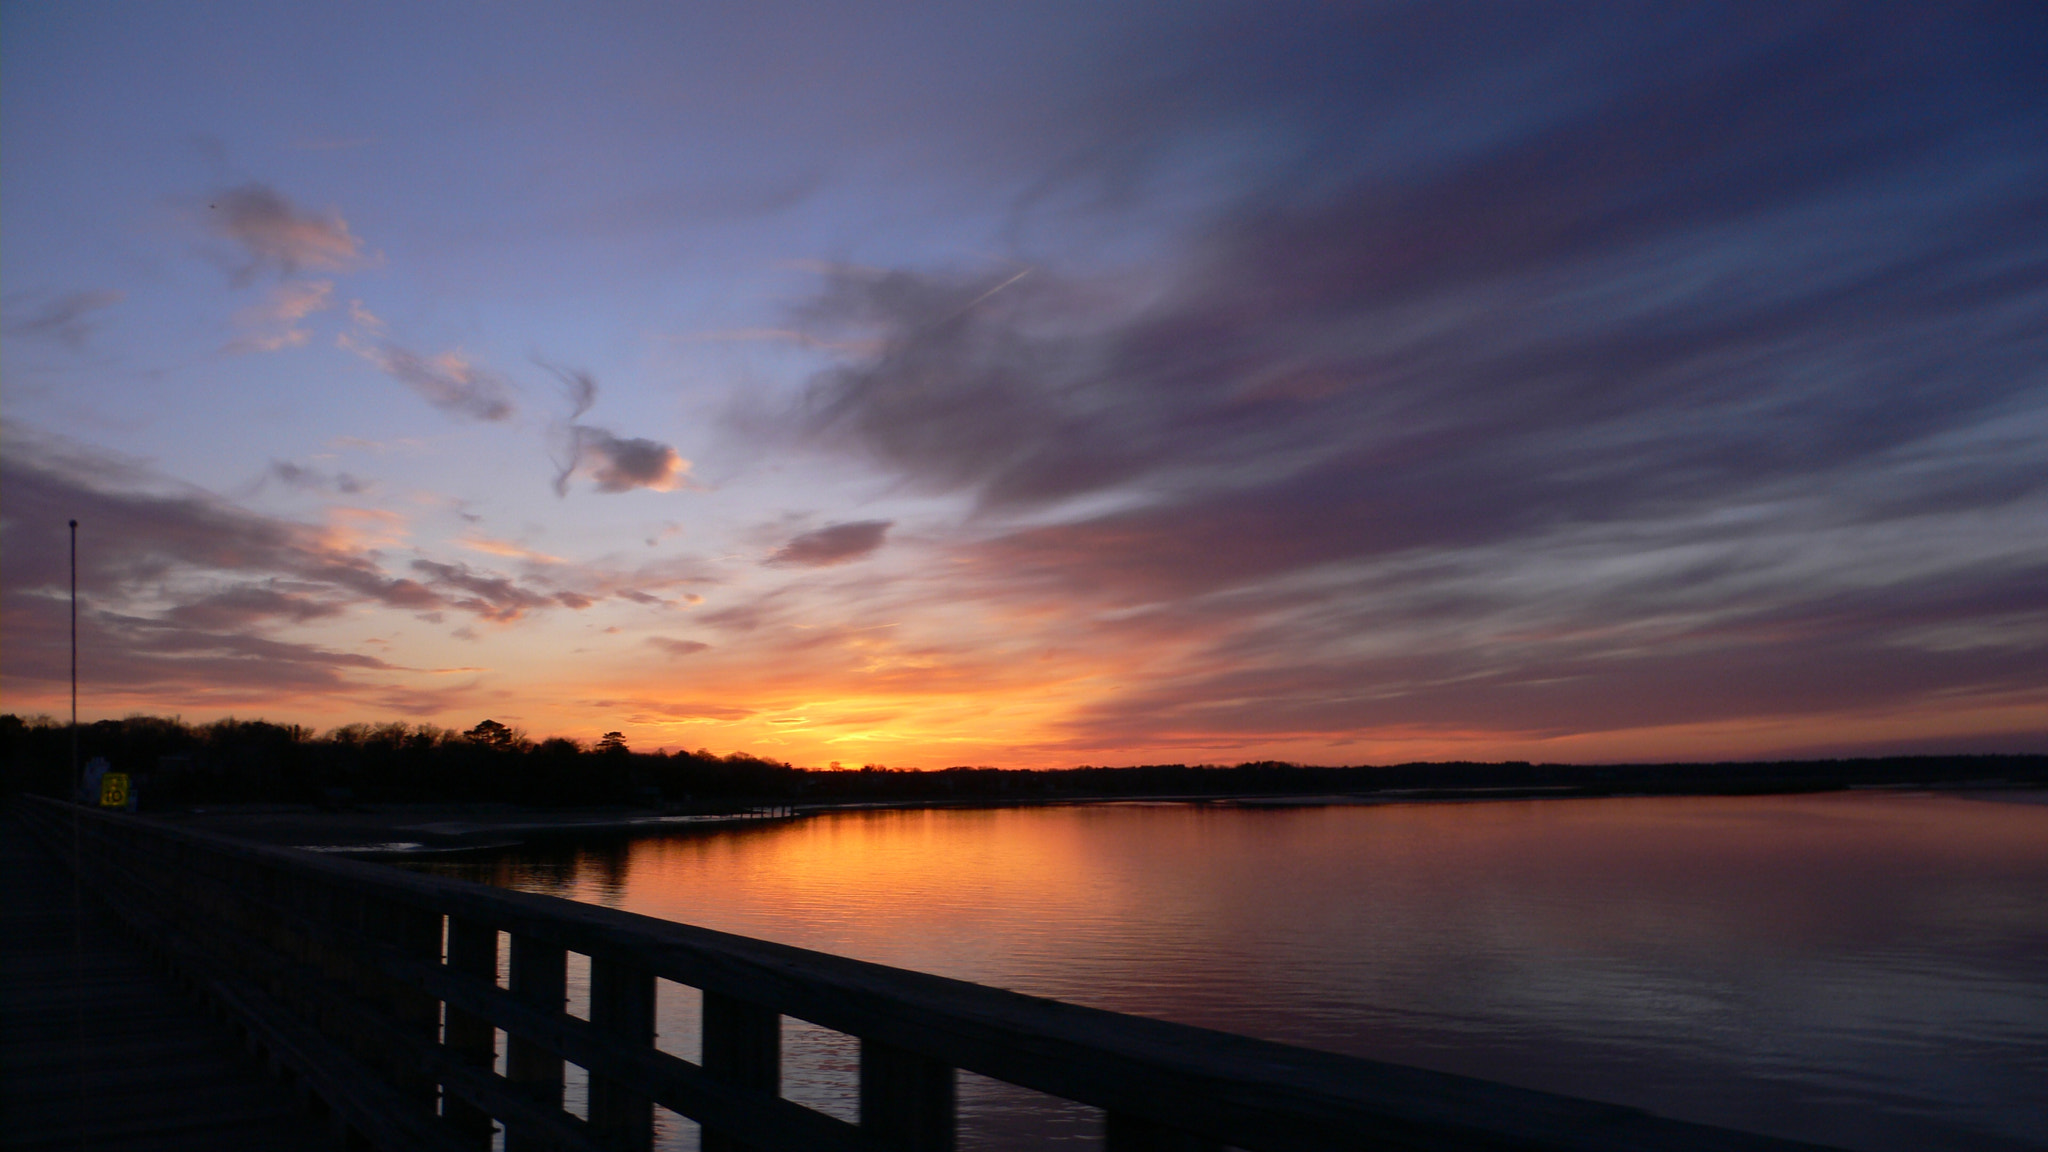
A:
[0,713,800,807]
[3,712,2042,810]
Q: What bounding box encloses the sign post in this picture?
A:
[80,756,109,806]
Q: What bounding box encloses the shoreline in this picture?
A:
[150,803,799,857]
[143,778,2048,857]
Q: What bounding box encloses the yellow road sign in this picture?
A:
[99,772,130,808]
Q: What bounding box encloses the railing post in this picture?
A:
[588,954,656,1152]
[443,917,499,1149]
[306,874,370,1061]
[860,1039,955,1152]
[364,896,445,1117]
[701,991,778,1152]
[1104,1113,1225,1152]
[506,934,567,1152]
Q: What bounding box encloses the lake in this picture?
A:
[406,791,2048,1151]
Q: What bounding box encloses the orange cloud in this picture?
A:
[226,280,333,353]
[458,534,565,564]
[339,336,515,422]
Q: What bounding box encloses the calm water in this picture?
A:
[409,792,2048,1151]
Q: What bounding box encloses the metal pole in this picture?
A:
[70,518,79,798]
[66,516,86,1150]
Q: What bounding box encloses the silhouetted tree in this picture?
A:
[467,719,515,748]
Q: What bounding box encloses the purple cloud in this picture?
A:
[765,521,893,568]
[343,339,515,422]
[647,637,711,658]
[762,3,2048,755]
[5,289,124,349]
[205,183,364,279]
[555,427,688,495]
[0,439,619,707]
[542,366,689,495]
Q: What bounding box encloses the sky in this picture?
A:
[4,2,2046,768]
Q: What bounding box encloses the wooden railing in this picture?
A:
[19,797,1835,1152]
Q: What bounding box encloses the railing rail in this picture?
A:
[19,797,1835,1152]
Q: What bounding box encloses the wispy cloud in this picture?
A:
[226,280,333,353]
[0,435,627,711]
[751,3,2048,759]
[409,560,558,623]
[665,327,865,351]
[166,585,347,629]
[541,364,690,495]
[1,438,428,703]
[458,535,564,564]
[792,7,2048,531]
[4,289,125,349]
[647,637,711,658]
[267,460,367,495]
[315,506,410,553]
[340,335,516,422]
[764,520,893,568]
[587,696,756,724]
[205,183,365,279]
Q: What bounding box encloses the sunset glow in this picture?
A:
[5,4,2044,766]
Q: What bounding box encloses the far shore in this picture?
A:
[143,776,2048,857]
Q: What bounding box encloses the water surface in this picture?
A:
[412,791,2048,1150]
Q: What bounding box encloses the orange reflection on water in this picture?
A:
[428,792,2048,1151]
[565,807,1167,979]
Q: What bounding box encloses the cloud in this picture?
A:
[0,441,423,702]
[166,585,347,629]
[268,460,368,495]
[539,365,690,495]
[335,297,516,424]
[587,696,756,723]
[340,336,516,421]
[546,362,597,420]
[0,435,617,711]
[788,268,1088,504]
[457,534,563,564]
[5,289,124,348]
[362,679,490,719]
[764,521,893,568]
[647,637,711,658]
[533,554,718,613]
[607,586,702,609]
[554,427,689,495]
[5,439,334,599]
[745,3,2048,758]
[786,4,2048,568]
[315,506,410,552]
[51,613,403,701]
[346,299,385,334]
[226,280,333,353]
[205,183,364,278]
[1044,567,2048,757]
[409,560,558,623]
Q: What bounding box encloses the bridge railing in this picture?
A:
[20,797,1829,1152]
